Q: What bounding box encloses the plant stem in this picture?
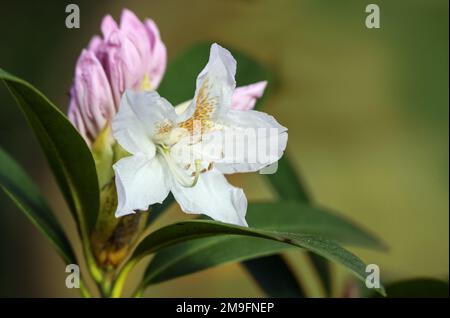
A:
[99,270,114,297]
[131,284,145,298]
[79,280,92,298]
[110,258,139,298]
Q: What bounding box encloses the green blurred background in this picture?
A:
[0,0,448,297]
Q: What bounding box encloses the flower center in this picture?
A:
[157,144,201,187]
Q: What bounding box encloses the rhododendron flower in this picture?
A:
[67,9,268,145]
[111,44,287,226]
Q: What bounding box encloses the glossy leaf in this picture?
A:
[142,201,384,287]
[265,156,333,294]
[0,147,76,264]
[147,194,305,298]
[266,156,311,201]
[132,219,385,296]
[147,193,175,225]
[242,255,306,297]
[0,68,99,233]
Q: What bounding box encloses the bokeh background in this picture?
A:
[0,0,448,297]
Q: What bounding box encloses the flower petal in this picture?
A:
[232,81,267,111]
[215,109,288,173]
[174,81,267,115]
[169,129,225,176]
[87,35,103,55]
[112,90,176,156]
[144,19,167,89]
[101,14,119,38]
[114,154,170,217]
[171,169,248,227]
[120,9,151,67]
[68,96,89,144]
[178,43,236,124]
[69,49,115,142]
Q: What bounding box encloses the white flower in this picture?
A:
[111,43,287,227]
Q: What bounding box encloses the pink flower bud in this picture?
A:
[68,9,167,144]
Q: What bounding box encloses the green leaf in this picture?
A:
[132,219,385,296]
[0,68,99,234]
[144,236,291,286]
[371,278,449,298]
[242,255,306,297]
[142,201,384,287]
[147,193,175,225]
[266,156,332,294]
[146,197,306,298]
[0,147,76,264]
[266,156,311,201]
[158,42,272,107]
